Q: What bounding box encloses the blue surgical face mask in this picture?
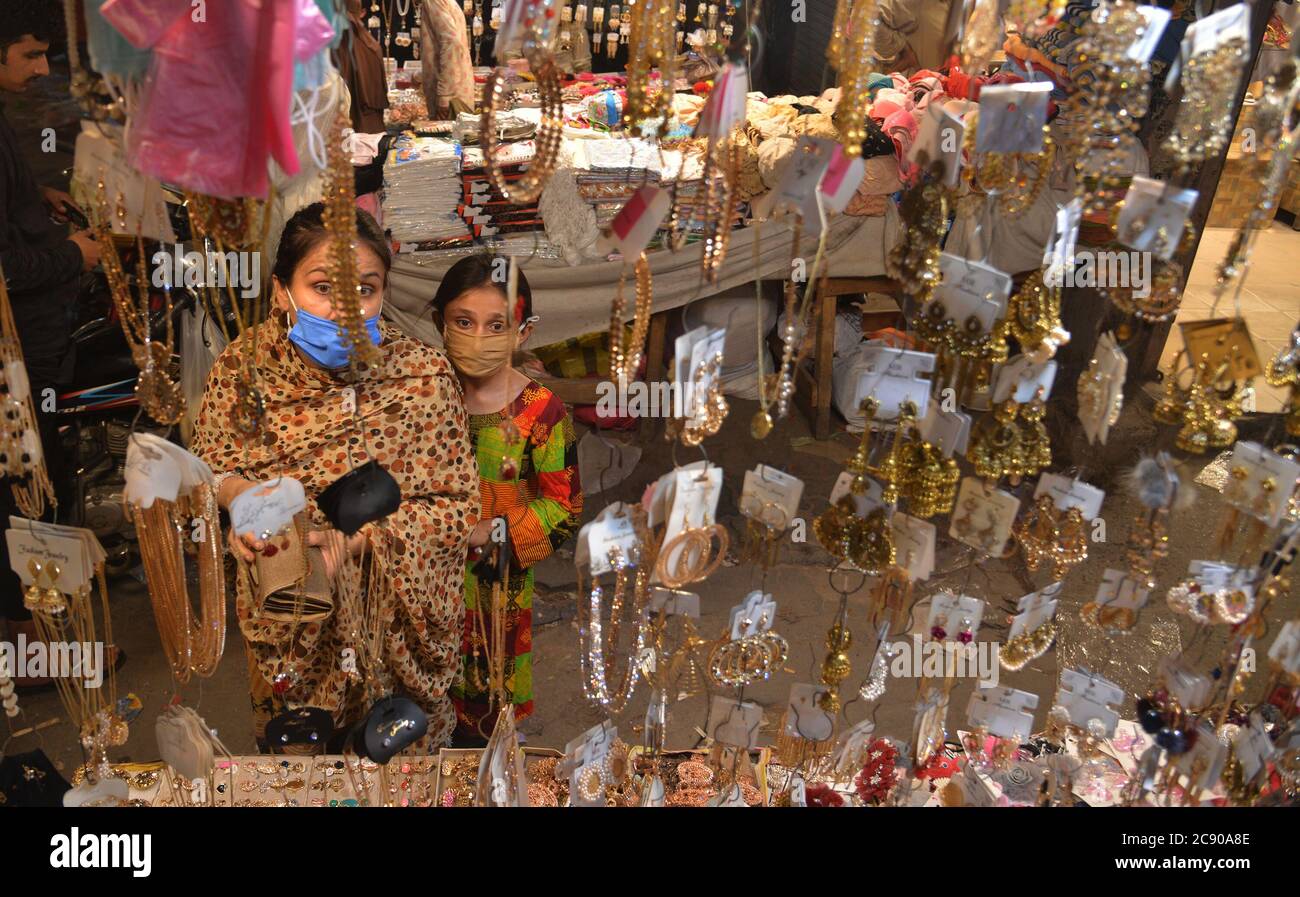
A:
[285,290,383,369]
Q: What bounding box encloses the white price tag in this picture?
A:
[1034,474,1105,520]
[784,683,835,742]
[891,513,936,581]
[933,254,1013,332]
[927,591,986,640]
[949,477,1019,556]
[576,502,642,576]
[993,356,1058,404]
[740,465,803,529]
[909,104,966,187]
[1095,568,1150,611]
[708,696,762,748]
[975,82,1052,154]
[1268,620,1300,675]
[1042,199,1082,281]
[229,477,307,541]
[1116,176,1199,262]
[919,399,971,457]
[728,590,777,639]
[967,687,1038,741]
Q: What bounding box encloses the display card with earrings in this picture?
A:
[1056,668,1125,738]
[889,513,936,582]
[948,477,1019,556]
[1115,176,1199,262]
[926,591,985,646]
[917,253,1012,396]
[739,465,803,568]
[966,686,1039,742]
[1081,567,1150,632]
[1078,332,1128,445]
[999,585,1060,671]
[667,326,729,445]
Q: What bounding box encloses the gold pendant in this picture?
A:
[750,409,773,439]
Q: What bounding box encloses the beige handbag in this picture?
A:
[248,521,334,624]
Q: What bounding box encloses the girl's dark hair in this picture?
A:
[272,202,391,285]
[430,253,533,326]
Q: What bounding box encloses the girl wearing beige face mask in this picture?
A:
[429,254,583,745]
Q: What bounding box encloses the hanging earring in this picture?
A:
[967,399,1023,481]
[23,558,44,612]
[41,562,67,614]
[1016,389,1051,478]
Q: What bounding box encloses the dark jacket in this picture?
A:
[335,11,389,133]
[0,104,80,385]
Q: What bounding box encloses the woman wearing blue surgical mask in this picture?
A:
[191,202,478,752]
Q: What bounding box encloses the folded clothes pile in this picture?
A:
[383,135,468,246]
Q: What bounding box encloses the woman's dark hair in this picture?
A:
[272,201,391,285]
[430,253,534,326]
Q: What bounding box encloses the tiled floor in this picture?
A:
[1160,223,1300,413]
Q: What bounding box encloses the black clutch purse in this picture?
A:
[265,706,335,751]
[316,460,401,535]
[353,695,428,764]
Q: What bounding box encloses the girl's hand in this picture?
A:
[307,529,369,578]
[468,518,495,549]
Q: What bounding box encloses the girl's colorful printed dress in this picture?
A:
[452,381,582,733]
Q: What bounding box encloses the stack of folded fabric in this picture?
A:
[383,134,468,247]
[575,138,664,227]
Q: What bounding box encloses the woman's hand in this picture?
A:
[307,528,369,578]
[217,476,258,512]
[468,518,495,549]
[227,527,265,564]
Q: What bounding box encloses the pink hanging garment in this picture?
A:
[101,0,333,198]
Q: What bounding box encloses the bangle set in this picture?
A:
[655,521,729,588]
[708,625,789,688]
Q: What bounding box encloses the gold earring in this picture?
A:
[23,559,44,611]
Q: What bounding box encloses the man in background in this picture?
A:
[0,1,98,686]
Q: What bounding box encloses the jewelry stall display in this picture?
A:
[625,0,677,135]
[0,268,55,518]
[125,435,226,684]
[1064,0,1155,215]
[92,185,184,426]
